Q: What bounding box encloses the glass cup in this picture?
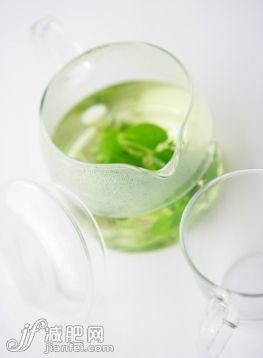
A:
[33,17,221,251]
[180,169,263,357]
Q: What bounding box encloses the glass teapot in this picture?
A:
[33,16,221,251]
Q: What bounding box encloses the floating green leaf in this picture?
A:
[120,123,168,150]
[93,122,175,170]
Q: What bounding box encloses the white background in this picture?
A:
[1,0,263,357]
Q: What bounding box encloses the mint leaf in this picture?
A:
[120,123,168,150]
[94,122,175,170]
[95,127,141,166]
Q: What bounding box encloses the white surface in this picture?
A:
[1,0,263,357]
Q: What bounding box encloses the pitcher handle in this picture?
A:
[199,298,239,357]
[31,16,83,73]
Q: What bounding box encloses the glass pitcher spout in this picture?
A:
[31,16,83,74]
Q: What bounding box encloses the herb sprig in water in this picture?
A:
[94,122,175,170]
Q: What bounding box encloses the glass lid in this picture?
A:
[0,179,105,324]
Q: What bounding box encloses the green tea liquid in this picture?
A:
[53,81,221,251]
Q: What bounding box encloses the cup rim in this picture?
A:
[39,40,194,178]
[180,168,263,298]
